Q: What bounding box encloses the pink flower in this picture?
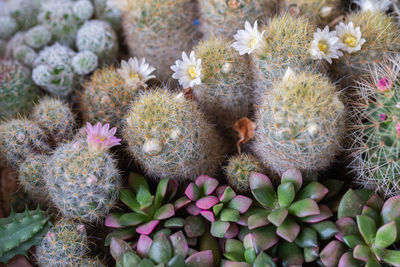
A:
[396,122,400,134]
[377,77,392,92]
[379,114,387,121]
[86,122,121,153]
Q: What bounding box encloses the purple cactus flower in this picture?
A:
[86,122,121,153]
[379,114,387,121]
[377,77,392,92]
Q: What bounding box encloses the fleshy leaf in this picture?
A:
[185,250,213,267]
[335,217,357,242]
[155,178,177,210]
[362,206,379,225]
[294,227,318,248]
[185,183,201,201]
[184,216,206,238]
[225,239,245,256]
[228,195,252,214]
[279,241,304,267]
[244,226,278,253]
[310,221,338,240]
[220,208,240,222]
[281,169,302,192]
[353,244,371,262]
[105,213,123,228]
[213,203,224,216]
[136,220,159,235]
[267,207,288,227]
[119,212,149,227]
[276,217,300,242]
[164,217,185,228]
[383,249,400,267]
[211,221,231,238]
[320,240,345,267]
[200,210,215,222]
[129,173,149,193]
[381,195,400,224]
[137,235,153,258]
[342,235,364,249]
[167,255,186,267]
[169,231,188,258]
[195,175,218,195]
[248,211,270,229]
[196,196,219,210]
[304,246,319,263]
[187,203,201,216]
[322,179,344,200]
[225,223,239,239]
[110,237,133,262]
[249,172,273,191]
[219,186,236,203]
[296,182,328,202]
[300,204,332,223]
[149,232,173,264]
[277,182,295,208]
[365,194,384,212]
[375,221,397,249]
[253,252,276,267]
[357,215,376,246]
[338,189,365,219]
[174,196,191,210]
[288,198,320,218]
[120,189,142,214]
[154,204,175,220]
[338,252,362,267]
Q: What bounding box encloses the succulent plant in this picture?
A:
[110,232,214,267]
[0,60,40,119]
[123,89,227,181]
[5,0,39,31]
[18,154,48,200]
[24,25,52,49]
[71,50,98,75]
[36,219,88,267]
[185,175,252,238]
[247,170,338,265]
[93,0,122,31]
[0,206,52,264]
[350,55,400,197]
[12,44,37,67]
[0,15,18,40]
[198,0,275,39]
[118,0,199,81]
[320,189,400,267]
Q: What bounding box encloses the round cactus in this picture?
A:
[24,25,52,49]
[18,154,48,199]
[0,16,18,40]
[31,97,76,145]
[71,51,98,75]
[350,55,400,197]
[252,69,345,174]
[0,119,50,168]
[192,38,254,130]
[45,123,122,222]
[13,44,38,67]
[93,0,122,31]
[225,153,264,193]
[76,20,118,62]
[36,219,88,267]
[0,60,40,119]
[6,0,39,30]
[198,0,275,38]
[72,0,94,21]
[119,0,199,81]
[123,89,227,181]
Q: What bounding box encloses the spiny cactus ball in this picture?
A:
[45,140,121,222]
[31,97,75,145]
[198,0,274,38]
[73,0,95,21]
[193,37,254,129]
[0,119,49,168]
[0,16,18,40]
[124,89,227,181]
[13,44,37,67]
[18,154,48,199]
[252,70,345,174]
[225,153,264,193]
[120,0,199,81]
[6,0,39,30]
[36,219,88,267]
[76,20,118,62]
[24,25,52,49]
[71,51,98,75]
[0,60,40,119]
[80,66,140,129]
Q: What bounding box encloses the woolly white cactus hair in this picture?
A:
[352,0,393,12]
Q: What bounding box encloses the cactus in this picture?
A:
[252,69,345,173]
[333,9,400,84]
[192,37,254,130]
[350,55,400,197]
[18,154,48,200]
[0,60,40,119]
[6,0,40,30]
[246,170,341,265]
[76,20,118,63]
[279,0,344,27]
[225,153,264,193]
[24,25,52,49]
[13,44,38,67]
[319,189,400,267]
[0,15,18,40]
[198,0,275,39]
[0,206,52,264]
[78,257,107,267]
[124,89,227,181]
[45,122,122,222]
[0,118,49,168]
[71,50,98,75]
[110,233,214,267]
[184,175,252,239]
[118,0,199,81]
[31,97,75,146]
[36,219,88,267]
[93,0,122,31]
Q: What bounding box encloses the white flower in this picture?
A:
[232,20,266,56]
[283,67,296,83]
[117,57,156,89]
[352,0,392,12]
[335,22,366,53]
[310,26,343,64]
[171,51,202,89]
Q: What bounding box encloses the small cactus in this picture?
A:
[6,0,39,30]
[31,97,75,146]
[24,25,52,49]
[93,0,122,31]
[225,153,264,193]
[123,89,227,181]
[12,45,37,67]
[18,154,48,200]
[0,60,40,119]
[252,69,345,173]
[36,219,88,267]
[0,206,52,264]
[71,51,98,75]
[0,15,18,40]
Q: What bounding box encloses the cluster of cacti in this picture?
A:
[252,69,345,174]
[123,88,227,181]
[0,60,40,119]
[0,206,52,264]
[114,0,199,81]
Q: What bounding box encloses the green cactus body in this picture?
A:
[13,44,38,67]
[18,154,48,200]
[36,219,88,267]
[45,140,121,222]
[0,60,40,119]
[0,206,52,264]
[121,0,199,81]
[198,0,274,38]
[124,89,227,181]
[225,153,263,193]
[31,97,75,146]
[0,119,49,168]
[251,15,323,101]
[193,38,254,130]
[252,71,345,173]
[80,66,140,129]
[280,0,344,27]
[351,55,400,197]
[24,25,52,49]
[333,11,400,85]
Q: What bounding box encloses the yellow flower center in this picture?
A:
[188,66,198,79]
[249,39,258,48]
[318,41,329,53]
[343,35,357,48]
[96,135,107,142]
[129,73,139,79]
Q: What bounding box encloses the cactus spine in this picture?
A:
[124,89,227,181]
